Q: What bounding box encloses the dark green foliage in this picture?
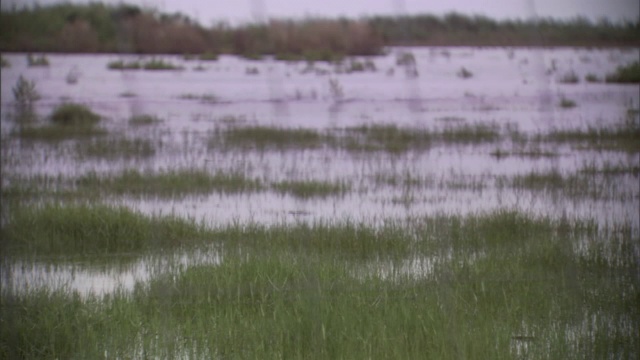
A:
[605,61,640,83]
[50,103,100,126]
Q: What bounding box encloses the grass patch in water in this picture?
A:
[0,203,210,257]
[605,61,640,84]
[76,138,156,159]
[128,114,162,126]
[2,211,636,359]
[272,180,350,198]
[75,169,262,197]
[215,126,323,150]
[16,103,105,141]
[543,126,640,152]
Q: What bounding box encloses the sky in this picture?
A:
[2,0,639,25]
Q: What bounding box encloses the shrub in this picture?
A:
[12,76,39,120]
[559,97,577,109]
[50,103,101,126]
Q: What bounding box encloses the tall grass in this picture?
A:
[2,210,637,358]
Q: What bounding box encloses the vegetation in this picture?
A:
[75,169,263,197]
[457,67,473,79]
[559,97,577,109]
[558,71,579,84]
[605,61,640,83]
[76,138,156,159]
[108,58,181,70]
[0,4,637,56]
[1,207,637,358]
[1,55,9,67]
[272,180,349,198]
[50,103,101,126]
[12,75,39,122]
[128,114,161,126]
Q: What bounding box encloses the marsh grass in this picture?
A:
[143,58,182,71]
[50,103,101,126]
[179,93,218,104]
[76,138,156,159]
[272,180,350,198]
[108,60,141,70]
[543,126,640,152]
[0,203,210,257]
[559,97,577,109]
[16,103,106,141]
[12,75,40,123]
[128,114,162,126]
[558,71,579,84]
[605,61,640,83]
[215,126,323,150]
[3,210,637,359]
[75,169,262,197]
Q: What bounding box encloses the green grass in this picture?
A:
[558,71,579,84]
[605,61,640,84]
[107,60,141,70]
[272,180,350,198]
[128,114,161,126]
[559,97,577,109]
[2,210,637,358]
[76,138,156,159]
[543,126,640,152]
[50,103,101,126]
[0,203,211,257]
[142,58,182,71]
[214,126,323,150]
[75,169,262,198]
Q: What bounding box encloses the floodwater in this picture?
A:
[1,47,639,294]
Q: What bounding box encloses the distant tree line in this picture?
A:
[0,3,638,57]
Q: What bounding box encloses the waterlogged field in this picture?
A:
[1,48,639,358]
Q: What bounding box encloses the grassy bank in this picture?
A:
[1,206,637,358]
[1,3,638,57]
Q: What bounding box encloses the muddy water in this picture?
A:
[2,47,638,295]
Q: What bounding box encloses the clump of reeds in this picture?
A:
[605,61,640,83]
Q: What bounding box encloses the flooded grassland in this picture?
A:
[1,47,639,359]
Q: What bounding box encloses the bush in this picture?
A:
[50,103,101,126]
[12,76,39,120]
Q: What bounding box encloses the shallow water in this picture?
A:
[1,47,638,295]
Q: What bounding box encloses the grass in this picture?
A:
[214,126,323,150]
[75,169,262,198]
[605,61,640,84]
[50,103,101,126]
[12,75,39,122]
[272,180,350,198]
[0,203,211,257]
[107,60,141,70]
[143,58,182,71]
[584,73,600,83]
[108,59,182,71]
[543,126,640,152]
[179,93,218,104]
[198,51,219,61]
[558,71,580,84]
[559,97,577,109]
[2,209,637,358]
[128,114,161,126]
[76,138,156,159]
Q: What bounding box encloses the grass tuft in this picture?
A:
[605,61,640,84]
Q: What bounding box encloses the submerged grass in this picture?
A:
[543,126,640,152]
[215,126,324,150]
[76,138,156,159]
[75,169,262,197]
[272,180,350,198]
[16,102,105,141]
[2,209,637,359]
